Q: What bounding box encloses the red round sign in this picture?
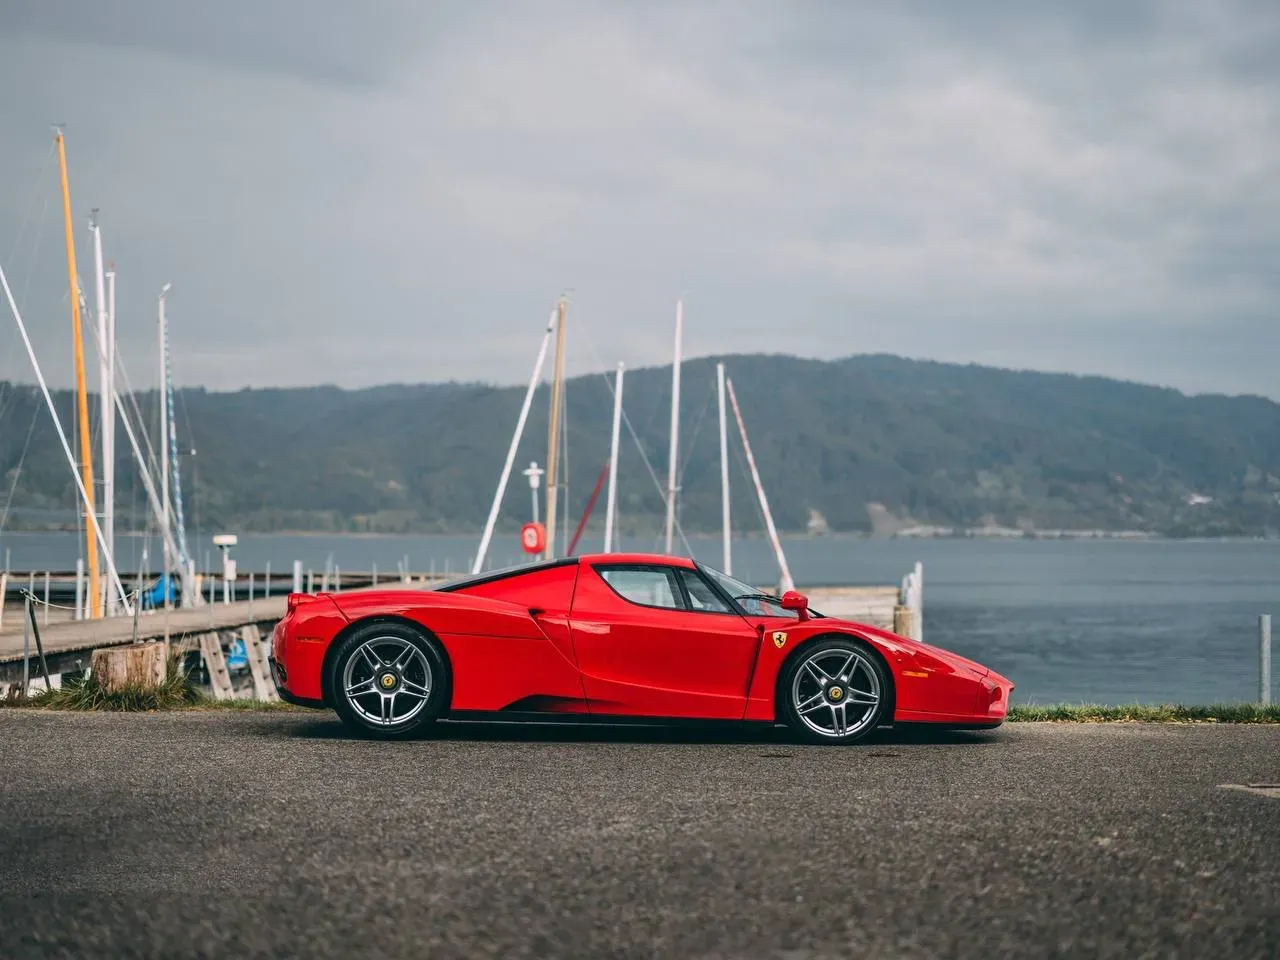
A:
[520,521,547,555]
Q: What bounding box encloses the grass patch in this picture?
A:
[1008,703,1280,723]
[1,658,308,713]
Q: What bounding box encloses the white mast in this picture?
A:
[663,299,683,554]
[725,376,794,593]
[158,283,172,610]
[90,213,114,614]
[1,260,132,613]
[717,362,731,575]
[603,362,624,553]
[473,311,557,574]
[106,260,116,597]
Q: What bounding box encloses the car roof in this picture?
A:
[435,553,698,593]
[577,552,698,568]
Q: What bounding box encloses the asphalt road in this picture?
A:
[0,711,1276,960]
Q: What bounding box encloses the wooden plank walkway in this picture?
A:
[0,595,289,665]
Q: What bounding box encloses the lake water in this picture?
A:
[3,531,1276,707]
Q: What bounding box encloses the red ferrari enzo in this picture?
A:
[270,553,1012,744]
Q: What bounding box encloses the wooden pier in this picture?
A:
[1,567,922,695]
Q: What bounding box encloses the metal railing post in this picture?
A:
[1261,614,1272,707]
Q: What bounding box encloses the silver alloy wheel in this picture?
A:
[341,635,433,726]
[790,646,881,739]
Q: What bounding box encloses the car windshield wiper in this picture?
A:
[733,593,782,606]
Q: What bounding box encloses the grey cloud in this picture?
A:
[0,0,1277,400]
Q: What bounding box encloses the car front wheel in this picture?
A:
[780,638,889,744]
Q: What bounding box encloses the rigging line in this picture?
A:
[5,141,56,267]
[178,388,200,551]
[1,167,55,382]
[730,425,769,533]
[676,367,716,490]
[0,399,42,536]
[570,312,696,557]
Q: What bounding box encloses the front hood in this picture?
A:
[820,617,991,678]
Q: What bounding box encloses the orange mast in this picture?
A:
[55,130,101,618]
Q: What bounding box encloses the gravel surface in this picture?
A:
[1,711,1277,959]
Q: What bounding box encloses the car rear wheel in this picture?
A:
[781,637,889,744]
[329,622,448,739]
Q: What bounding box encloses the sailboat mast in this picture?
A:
[725,376,794,593]
[664,300,683,554]
[603,362,624,553]
[91,213,114,614]
[472,312,556,574]
[717,362,731,575]
[544,297,567,558]
[158,284,172,610]
[55,131,102,619]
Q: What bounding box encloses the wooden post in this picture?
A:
[89,641,164,693]
[0,569,7,630]
[893,604,919,641]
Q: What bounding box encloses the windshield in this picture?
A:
[698,563,800,618]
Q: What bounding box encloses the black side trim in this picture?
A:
[435,557,579,593]
[447,710,779,729]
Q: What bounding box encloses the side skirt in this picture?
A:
[446,710,781,731]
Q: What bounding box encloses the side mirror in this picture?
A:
[779,590,810,620]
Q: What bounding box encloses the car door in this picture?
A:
[568,562,762,719]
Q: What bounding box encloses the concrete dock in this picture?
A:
[0,714,1275,958]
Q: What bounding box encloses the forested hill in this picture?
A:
[3,354,1280,538]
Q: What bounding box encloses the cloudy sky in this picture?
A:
[0,0,1277,397]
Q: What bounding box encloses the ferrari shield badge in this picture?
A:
[772,631,787,649]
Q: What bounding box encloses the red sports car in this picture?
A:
[270,553,1012,743]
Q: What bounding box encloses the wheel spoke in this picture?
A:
[392,643,415,670]
[847,688,878,705]
[401,677,430,698]
[830,703,848,736]
[362,646,384,671]
[803,661,830,684]
[837,653,856,680]
[379,693,394,724]
[346,678,377,698]
[796,692,826,715]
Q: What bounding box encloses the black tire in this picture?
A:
[328,620,449,739]
[779,636,891,745]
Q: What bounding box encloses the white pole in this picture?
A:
[664,300,683,554]
[0,260,133,613]
[1261,614,1272,707]
[75,559,85,621]
[106,264,117,602]
[112,384,181,569]
[717,362,731,575]
[603,363,625,553]
[158,285,171,612]
[473,312,557,574]
[725,377,794,593]
[91,215,115,615]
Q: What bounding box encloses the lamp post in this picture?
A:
[522,461,544,527]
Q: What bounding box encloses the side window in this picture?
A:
[597,567,683,610]
[676,569,733,613]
